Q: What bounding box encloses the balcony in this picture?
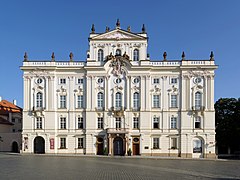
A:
[131,107,140,111]
[106,128,129,134]
[110,107,124,117]
[32,107,44,116]
[95,107,104,111]
[192,106,205,111]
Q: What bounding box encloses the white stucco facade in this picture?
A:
[21,23,217,158]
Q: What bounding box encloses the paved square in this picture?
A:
[0,154,240,180]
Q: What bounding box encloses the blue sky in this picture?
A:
[0,0,239,107]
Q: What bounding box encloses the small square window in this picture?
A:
[153,78,159,84]
[77,78,84,84]
[60,78,66,84]
[171,78,177,84]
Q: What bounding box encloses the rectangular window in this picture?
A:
[77,95,84,108]
[97,117,104,129]
[171,95,178,108]
[60,138,66,149]
[195,117,201,129]
[153,78,159,84]
[153,138,159,149]
[60,78,66,84]
[36,117,42,129]
[171,78,177,84]
[116,117,121,129]
[171,117,177,129]
[60,95,66,108]
[78,138,84,149]
[153,95,160,108]
[60,117,66,129]
[153,117,159,129]
[133,117,139,129]
[78,117,83,129]
[77,78,84,84]
[171,138,177,149]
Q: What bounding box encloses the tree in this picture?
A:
[215,98,240,154]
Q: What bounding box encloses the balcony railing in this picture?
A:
[95,107,104,111]
[106,128,129,134]
[192,106,205,111]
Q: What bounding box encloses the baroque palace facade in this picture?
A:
[21,20,217,158]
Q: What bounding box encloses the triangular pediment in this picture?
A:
[91,29,146,40]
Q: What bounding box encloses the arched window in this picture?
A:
[36,92,43,108]
[97,92,104,109]
[195,92,202,109]
[116,49,121,56]
[195,116,201,129]
[115,92,122,109]
[133,49,139,61]
[133,92,139,110]
[98,49,104,61]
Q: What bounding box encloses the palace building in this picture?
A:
[21,20,217,158]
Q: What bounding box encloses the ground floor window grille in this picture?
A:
[153,138,159,149]
[60,138,66,149]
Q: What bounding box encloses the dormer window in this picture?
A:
[98,49,104,62]
[133,49,139,61]
[116,49,121,56]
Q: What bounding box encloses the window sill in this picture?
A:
[58,148,67,149]
[152,148,161,150]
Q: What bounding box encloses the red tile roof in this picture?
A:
[0,100,22,113]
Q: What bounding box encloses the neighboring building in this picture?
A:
[21,20,217,158]
[0,98,22,152]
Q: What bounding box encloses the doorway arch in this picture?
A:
[96,137,104,155]
[34,136,45,154]
[12,141,19,153]
[113,137,124,156]
[192,137,203,158]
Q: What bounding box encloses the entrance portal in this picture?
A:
[34,136,45,154]
[113,137,124,156]
[12,141,19,153]
[96,137,104,155]
[132,137,140,155]
[193,137,203,158]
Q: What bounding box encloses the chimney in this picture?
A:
[13,100,17,105]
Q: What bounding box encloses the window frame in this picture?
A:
[133,49,139,61]
[133,117,139,129]
[195,92,202,109]
[60,138,66,149]
[115,92,122,109]
[153,138,160,149]
[116,117,121,129]
[133,92,140,110]
[78,117,84,129]
[153,94,160,108]
[77,95,84,109]
[170,94,178,108]
[153,117,160,129]
[78,138,84,149]
[36,117,42,129]
[60,95,67,109]
[60,117,66,129]
[97,92,104,109]
[195,116,201,129]
[98,49,104,62]
[170,117,177,129]
[36,92,43,108]
[97,117,104,129]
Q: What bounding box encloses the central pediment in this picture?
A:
[91,29,146,40]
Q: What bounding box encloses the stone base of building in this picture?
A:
[204,153,217,159]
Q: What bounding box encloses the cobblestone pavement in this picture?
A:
[0,154,240,180]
